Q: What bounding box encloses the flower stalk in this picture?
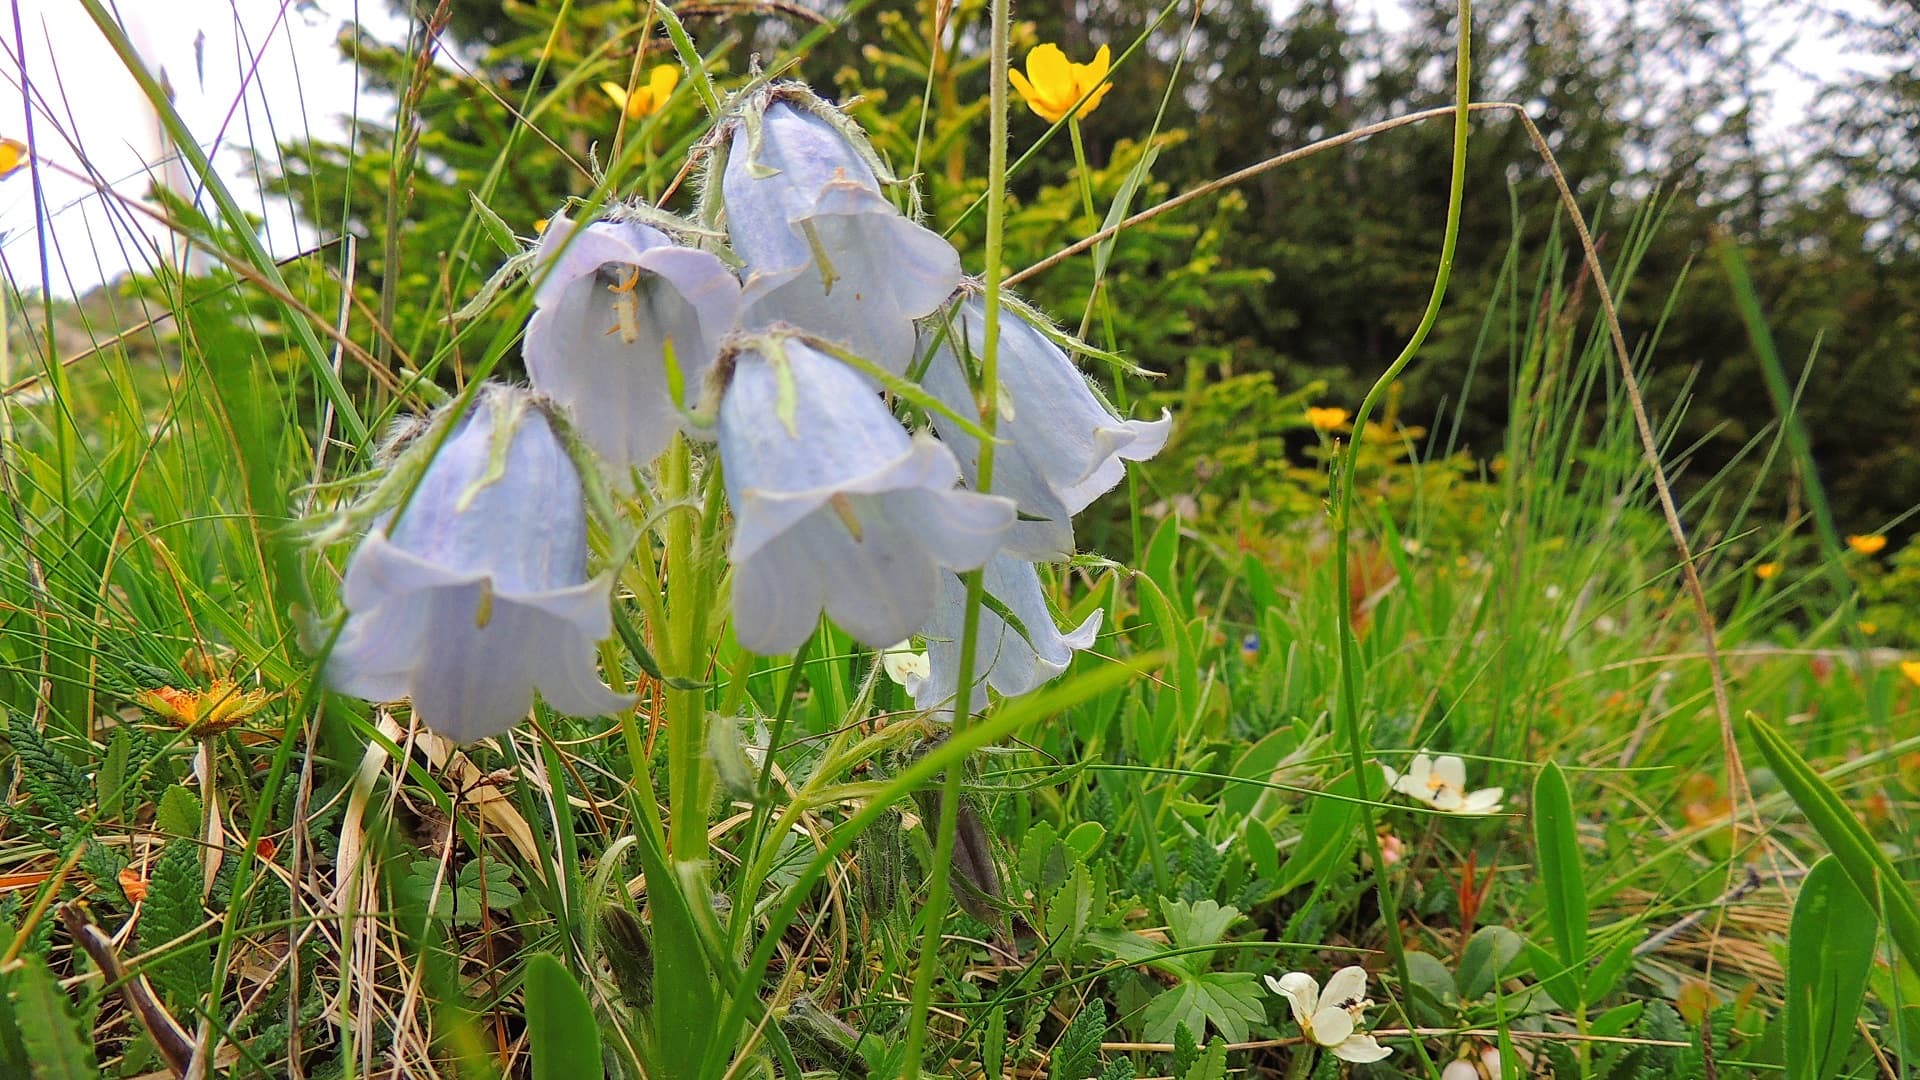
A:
[901,0,1011,1071]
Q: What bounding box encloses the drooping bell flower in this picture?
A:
[919,291,1171,558]
[523,212,741,478]
[718,90,960,375]
[912,554,1103,719]
[326,385,632,742]
[716,336,1014,654]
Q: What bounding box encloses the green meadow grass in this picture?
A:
[0,1,1913,1077]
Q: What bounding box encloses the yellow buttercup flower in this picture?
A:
[0,138,27,180]
[1009,43,1112,124]
[136,678,273,738]
[601,64,681,120]
[1859,620,1879,635]
[1306,406,1349,431]
[1754,561,1780,580]
[1847,534,1888,556]
[1901,660,1920,688]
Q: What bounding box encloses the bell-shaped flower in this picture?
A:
[919,292,1171,558]
[912,554,1103,718]
[717,337,1014,654]
[720,93,960,374]
[326,386,632,742]
[1381,752,1504,815]
[524,213,741,477]
[1267,966,1393,1064]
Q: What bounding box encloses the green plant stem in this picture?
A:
[663,434,708,860]
[900,0,1010,1074]
[1067,118,1144,556]
[1328,0,1472,1064]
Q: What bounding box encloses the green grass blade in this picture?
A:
[1786,856,1876,1080]
[1749,712,1920,973]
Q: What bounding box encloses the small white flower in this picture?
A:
[327,386,633,742]
[717,338,1014,653]
[880,641,930,692]
[1266,966,1392,1064]
[1441,1060,1482,1080]
[919,292,1170,558]
[721,95,960,374]
[911,554,1103,718]
[524,214,741,476]
[1381,752,1504,815]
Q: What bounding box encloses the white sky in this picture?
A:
[0,0,1886,296]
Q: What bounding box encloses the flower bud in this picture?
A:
[326,385,632,741]
[720,91,960,374]
[716,337,1014,653]
[524,213,741,477]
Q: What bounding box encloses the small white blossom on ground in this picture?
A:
[1381,752,1504,815]
[880,641,929,693]
[1267,966,1392,1064]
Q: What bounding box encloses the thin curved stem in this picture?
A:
[1328,0,1471,1068]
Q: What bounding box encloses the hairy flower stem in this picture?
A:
[901,0,1010,1073]
[1330,0,1470,1069]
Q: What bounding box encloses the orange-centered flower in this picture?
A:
[1847,534,1888,556]
[601,64,681,120]
[1754,561,1780,580]
[136,678,272,738]
[1306,406,1350,431]
[1009,44,1112,124]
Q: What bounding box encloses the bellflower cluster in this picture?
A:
[314,80,1169,740]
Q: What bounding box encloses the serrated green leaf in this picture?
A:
[8,955,99,1079]
[982,1005,1007,1080]
[5,713,90,827]
[1049,1000,1104,1080]
[155,785,202,839]
[139,840,205,1003]
[1182,1038,1227,1080]
[525,952,602,1080]
[1786,856,1876,1080]
[1171,1023,1199,1078]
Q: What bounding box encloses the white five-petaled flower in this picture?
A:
[716,338,1014,654]
[326,385,633,742]
[879,641,930,692]
[912,554,1104,719]
[1267,966,1393,1064]
[721,95,961,374]
[1381,752,1505,815]
[524,213,741,478]
[919,292,1170,559]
